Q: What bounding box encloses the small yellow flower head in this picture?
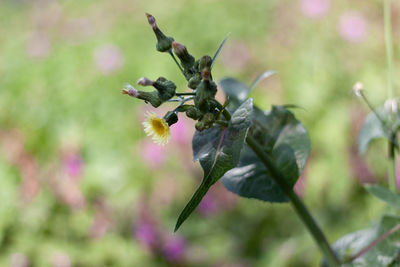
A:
[142,112,170,145]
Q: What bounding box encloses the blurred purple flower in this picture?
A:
[300,0,330,19]
[163,235,186,262]
[64,154,83,177]
[27,31,51,59]
[134,220,158,248]
[94,44,124,75]
[338,12,368,43]
[142,140,166,168]
[198,194,217,216]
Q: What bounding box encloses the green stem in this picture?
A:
[176,92,196,96]
[384,0,397,192]
[388,132,397,192]
[246,135,340,267]
[168,50,185,76]
[384,0,394,99]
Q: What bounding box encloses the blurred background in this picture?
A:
[0,0,399,266]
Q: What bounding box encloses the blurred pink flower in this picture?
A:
[338,12,368,43]
[134,220,158,248]
[10,253,29,267]
[141,140,166,167]
[294,174,306,197]
[170,116,194,146]
[220,41,251,71]
[62,18,93,44]
[64,154,83,177]
[198,194,217,216]
[27,31,51,59]
[94,44,124,75]
[300,0,330,19]
[51,251,71,267]
[163,235,186,262]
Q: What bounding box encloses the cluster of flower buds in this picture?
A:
[123,13,230,145]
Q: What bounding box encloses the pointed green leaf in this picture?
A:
[221,106,311,202]
[175,99,253,231]
[211,33,230,69]
[365,184,400,211]
[249,70,275,92]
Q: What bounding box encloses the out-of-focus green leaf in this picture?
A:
[219,78,250,108]
[326,215,400,267]
[221,106,311,202]
[358,107,391,153]
[365,184,400,211]
[175,99,253,231]
[249,70,275,92]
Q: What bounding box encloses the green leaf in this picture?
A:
[327,215,400,267]
[211,33,230,70]
[249,70,275,92]
[221,106,311,202]
[219,78,249,108]
[365,184,400,211]
[174,99,253,231]
[358,107,391,153]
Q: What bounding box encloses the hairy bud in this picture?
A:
[384,99,398,115]
[172,41,195,70]
[137,77,154,86]
[145,13,174,52]
[163,111,179,126]
[352,82,363,97]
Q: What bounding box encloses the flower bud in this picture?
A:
[352,82,363,97]
[122,84,163,107]
[188,73,201,89]
[172,41,195,70]
[384,99,398,115]
[163,111,179,126]
[185,106,201,120]
[145,13,174,52]
[201,68,211,81]
[122,84,139,97]
[153,77,176,101]
[137,77,154,86]
[198,56,212,71]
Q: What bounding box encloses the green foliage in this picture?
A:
[328,215,400,267]
[222,105,311,202]
[358,107,400,153]
[175,99,253,231]
[365,184,400,211]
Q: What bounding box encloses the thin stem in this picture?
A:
[388,132,397,192]
[168,50,185,76]
[176,92,196,96]
[246,135,340,267]
[360,92,385,124]
[384,0,394,99]
[384,0,397,192]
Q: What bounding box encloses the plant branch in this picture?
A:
[246,135,340,267]
[344,223,400,263]
[168,50,185,76]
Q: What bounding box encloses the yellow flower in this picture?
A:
[142,112,170,145]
